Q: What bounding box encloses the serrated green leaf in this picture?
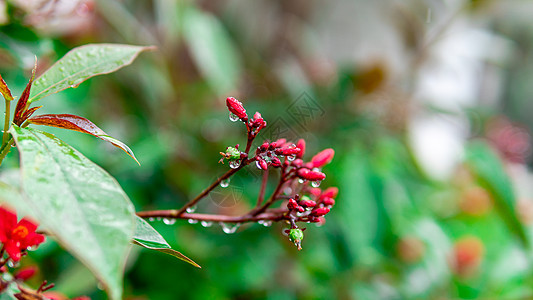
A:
[133,217,201,268]
[465,141,529,248]
[29,44,154,103]
[8,126,136,300]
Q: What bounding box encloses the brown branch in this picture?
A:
[256,169,269,207]
[137,208,288,223]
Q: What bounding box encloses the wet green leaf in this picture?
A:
[28,114,139,165]
[8,126,136,300]
[29,44,154,103]
[133,217,201,268]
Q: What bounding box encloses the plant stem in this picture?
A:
[0,138,13,166]
[249,173,286,216]
[137,209,287,223]
[176,164,244,216]
[256,169,269,207]
[2,98,10,146]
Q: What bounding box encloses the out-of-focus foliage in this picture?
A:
[2,0,533,299]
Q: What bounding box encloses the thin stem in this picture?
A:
[176,164,244,216]
[249,172,287,216]
[0,138,14,166]
[2,98,10,146]
[137,209,287,223]
[256,169,269,207]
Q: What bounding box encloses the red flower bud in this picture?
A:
[269,139,286,149]
[226,97,248,120]
[311,148,335,168]
[322,197,335,206]
[300,200,317,208]
[321,187,338,199]
[14,266,37,281]
[311,207,330,217]
[271,157,281,167]
[259,159,268,170]
[297,168,326,181]
[287,199,299,210]
[291,159,303,167]
[297,206,305,213]
[296,139,306,158]
[275,147,301,156]
[309,188,322,197]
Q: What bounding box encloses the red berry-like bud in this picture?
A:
[321,187,338,199]
[14,266,37,281]
[296,139,306,158]
[297,168,326,181]
[287,199,299,210]
[269,139,286,149]
[259,159,268,170]
[226,97,248,120]
[311,148,335,168]
[300,200,317,208]
[271,157,281,167]
[322,197,335,206]
[275,147,301,156]
[292,159,303,167]
[311,207,330,217]
[309,188,322,197]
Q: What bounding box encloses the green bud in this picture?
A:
[226,147,241,160]
[289,228,304,242]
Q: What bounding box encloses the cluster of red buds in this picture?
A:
[138,97,338,251]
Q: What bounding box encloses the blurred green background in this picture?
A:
[2,0,533,299]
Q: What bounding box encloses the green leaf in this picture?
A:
[29,44,154,103]
[28,114,139,165]
[182,7,242,95]
[133,216,201,268]
[8,126,136,300]
[465,141,529,248]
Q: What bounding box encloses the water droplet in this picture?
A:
[97,283,104,290]
[186,205,197,213]
[229,112,239,122]
[7,260,19,268]
[220,222,240,234]
[258,220,272,227]
[284,187,292,195]
[298,178,305,184]
[220,178,230,188]
[148,217,155,222]
[311,181,322,188]
[188,219,198,224]
[287,155,296,161]
[156,217,162,221]
[201,221,213,227]
[27,246,37,251]
[229,160,241,169]
[255,160,262,170]
[282,228,290,236]
[163,218,176,225]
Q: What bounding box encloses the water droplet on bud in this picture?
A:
[201,221,213,227]
[298,178,305,184]
[229,160,241,169]
[220,222,240,234]
[220,178,230,188]
[311,181,322,188]
[255,160,262,170]
[229,112,239,122]
[188,219,198,224]
[163,218,176,225]
[186,205,197,213]
[287,155,296,161]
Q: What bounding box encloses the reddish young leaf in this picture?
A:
[0,74,14,101]
[21,106,42,122]
[13,66,36,125]
[28,114,140,165]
